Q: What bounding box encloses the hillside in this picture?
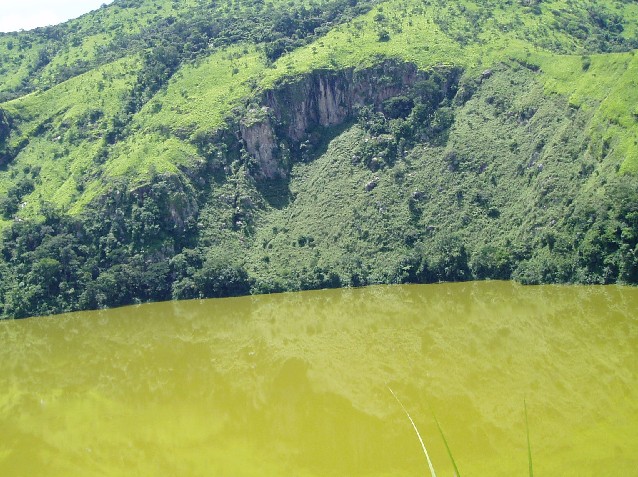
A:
[1,0,638,318]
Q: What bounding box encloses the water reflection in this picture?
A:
[0,282,636,476]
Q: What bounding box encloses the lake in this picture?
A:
[0,282,636,476]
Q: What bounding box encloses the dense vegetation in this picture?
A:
[1,0,638,318]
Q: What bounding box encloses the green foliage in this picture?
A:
[469,245,513,280]
[0,173,196,317]
[1,0,638,318]
[0,0,377,103]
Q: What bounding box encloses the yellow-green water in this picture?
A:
[0,282,637,476]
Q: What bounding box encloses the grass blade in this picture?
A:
[525,399,533,477]
[432,411,461,477]
[388,386,437,477]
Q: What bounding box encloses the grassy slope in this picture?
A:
[239,63,601,287]
[0,0,199,98]
[0,57,139,222]
[136,45,266,135]
[2,0,358,225]
[0,0,635,224]
[262,0,638,170]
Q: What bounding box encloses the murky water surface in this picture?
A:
[1,282,637,476]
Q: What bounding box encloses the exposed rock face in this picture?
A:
[239,60,461,179]
[265,61,423,142]
[239,108,281,180]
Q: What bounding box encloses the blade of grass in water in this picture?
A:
[432,412,461,477]
[388,386,437,477]
[525,399,533,477]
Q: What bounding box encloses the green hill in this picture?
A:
[1,0,638,318]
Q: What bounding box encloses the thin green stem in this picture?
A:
[432,411,461,477]
[525,399,533,477]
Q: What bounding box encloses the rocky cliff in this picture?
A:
[239,107,282,179]
[239,61,461,179]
